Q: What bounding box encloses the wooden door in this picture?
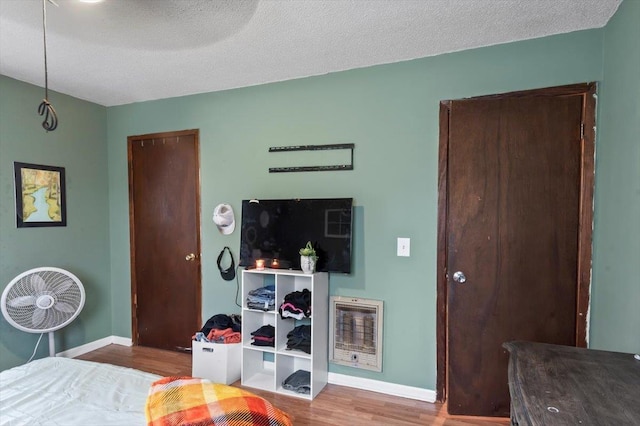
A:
[128,129,201,352]
[436,84,595,417]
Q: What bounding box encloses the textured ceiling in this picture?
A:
[0,0,622,107]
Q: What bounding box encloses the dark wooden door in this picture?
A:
[128,129,201,352]
[438,84,595,416]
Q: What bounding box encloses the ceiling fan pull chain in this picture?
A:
[38,99,58,132]
[38,0,59,132]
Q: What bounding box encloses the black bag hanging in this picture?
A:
[217,246,236,281]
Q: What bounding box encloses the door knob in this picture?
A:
[185,253,196,261]
[452,271,466,283]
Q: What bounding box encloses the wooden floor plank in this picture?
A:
[76,344,509,425]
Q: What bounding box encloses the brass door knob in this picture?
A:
[185,253,196,261]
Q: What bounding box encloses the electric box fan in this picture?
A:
[1,267,85,357]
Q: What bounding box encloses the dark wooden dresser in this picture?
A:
[503,341,640,425]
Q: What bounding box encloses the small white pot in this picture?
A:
[300,255,317,274]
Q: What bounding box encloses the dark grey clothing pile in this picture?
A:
[282,369,311,395]
[286,324,311,354]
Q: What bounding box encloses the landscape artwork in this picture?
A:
[14,162,67,228]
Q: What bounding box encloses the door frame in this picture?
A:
[127,129,202,346]
[435,83,596,402]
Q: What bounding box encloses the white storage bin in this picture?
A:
[192,340,241,385]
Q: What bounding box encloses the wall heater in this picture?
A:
[329,296,383,372]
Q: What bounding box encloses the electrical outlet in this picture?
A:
[397,238,410,257]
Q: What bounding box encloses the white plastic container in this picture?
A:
[192,340,241,385]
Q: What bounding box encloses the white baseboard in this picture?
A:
[328,372,436,402]
[56,335,132,359]
[262,360,435,402]
[61,337,435,403]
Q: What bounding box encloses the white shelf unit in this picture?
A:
[241,268,328,400]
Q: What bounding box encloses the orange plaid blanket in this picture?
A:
[146,376,292,426]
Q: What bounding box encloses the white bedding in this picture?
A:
[0,356,160,426]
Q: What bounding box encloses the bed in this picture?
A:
[0,357,292,426]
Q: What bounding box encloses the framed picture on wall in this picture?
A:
[14,162,67,228]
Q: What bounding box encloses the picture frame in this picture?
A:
[14,162,67,228]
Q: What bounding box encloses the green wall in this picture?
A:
[107,28,604,390]
[0,77,109,370]
[590,0,640,353]
[2,2,637,391]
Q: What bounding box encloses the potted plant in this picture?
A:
[299,241,318,274]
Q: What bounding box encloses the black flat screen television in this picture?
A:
[239,198,353,273]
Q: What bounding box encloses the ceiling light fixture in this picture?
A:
[38,0,59,132]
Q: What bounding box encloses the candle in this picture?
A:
[271,259,280,268]
[255,259,265,270]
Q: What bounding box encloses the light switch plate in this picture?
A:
[397,238,410,257]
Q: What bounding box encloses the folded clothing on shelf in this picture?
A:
[286,325,311,354]
[247,285,276,311]
[250,324,275,347]
[282,369,311,395]
[279,289,311,319]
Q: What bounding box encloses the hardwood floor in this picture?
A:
[76,344,509,426]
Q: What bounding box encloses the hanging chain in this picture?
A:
[38,0,59,132]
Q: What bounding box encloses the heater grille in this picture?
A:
[330,296,383,371]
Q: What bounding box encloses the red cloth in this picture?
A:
[207,327,241,344]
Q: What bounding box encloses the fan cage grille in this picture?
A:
[2,269,85,333]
